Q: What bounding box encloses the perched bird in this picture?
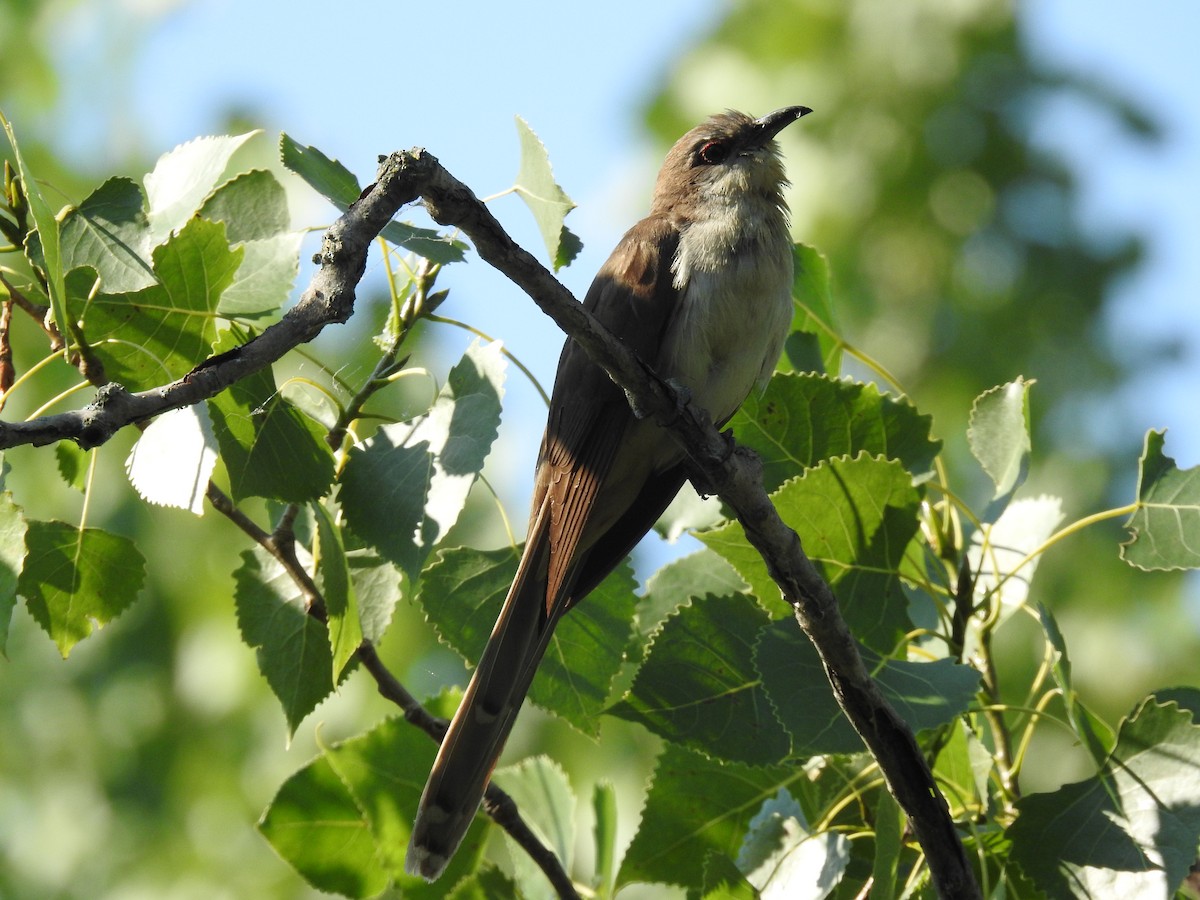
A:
[407,105,811,881]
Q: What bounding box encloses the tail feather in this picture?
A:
[406,525,564,881]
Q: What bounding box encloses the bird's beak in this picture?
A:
[751,106,813,146]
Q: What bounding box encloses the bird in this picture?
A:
[406,105,811,881]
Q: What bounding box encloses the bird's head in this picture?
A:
[651,105,811,213]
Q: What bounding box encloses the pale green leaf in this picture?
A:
[198,168,290,241]
[737,788,850,899]
[124,404,219,515]
[18,520,146,657]
[216,231,302,318]
[144,132,257,241]
[967,378,1032,512]
[1121,429,1200,570]
[494,755,576,896]
[782,243,841,375]
[1009,692,1200,899]
[593,781,618,900]
[0,490,29,656]
[513,116,581,270]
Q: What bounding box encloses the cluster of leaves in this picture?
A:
[4,114,1200,900]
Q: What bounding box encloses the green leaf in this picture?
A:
[782,243,841,375]
[494,755,576,891]
[58,176,155,292]
[512,116,581,271]
[347,548,403,644]
[279,133,466,263]
[258,754,389,899]
[932,719,992,820]
[208,339,335,503]
[233,547,333,734]
[593,781,618,900]
[313,502,362,680]
[729,372,941,494]
[871,788,905,900]
[701,853,759,899]
[70,217,242,390]
[1036,604,1113,765]
[755,619,980,756]
[418,545,636,736]
[698,454,920,647]
[54,442,89,491]
[143,132,257,241]
[612,593,790,765]
[636,548,746,651]
[1121,429,1200,570]
[198,168,290,241]
[1008,693,1200,899]
[340,340,505,581]
[321,711,490,894]
[0,490,29,656]
[962,494,1064,660]
[124,404,219,515]
[736,788,849,897]
[967,378,1033,514]
[18,520,146,657]
[446,866,520,900]
[2,112,69,337]
[616,743,793,890]
[216,231,302,319]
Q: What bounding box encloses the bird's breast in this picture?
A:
[660,210,794,425]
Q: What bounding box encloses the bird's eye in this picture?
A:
[697,140,730,165]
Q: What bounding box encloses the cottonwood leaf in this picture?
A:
[258,754,388,899]
[199,168,290,241]
[347,549,403,644]
[313,502,362,680]
[323,707,489,895]
[144,131,257,241]
[279,133,466,263]
[494,756,576,892]
[18,520,146,658]
[2,113,68,335]
[0,491,29,656]
[1121,429,1200,571]
[754,619,980,756]
[968,378,1033,518]
[233,546,333,734]
[70,217,242,390]
[339,340,504,581]
[729,372,940,494]
[617,743,793,890]
[418,545,636,736]
[611,592,790,765]
[58,176,155,292]
[208,335,335,503]
[125,404,219,515]
[782,243,841,375]
[699,454,919,648]
[513,116,581,271]
[1008,692,1200,899]
[932,719,993,820]
[737,788,850,899]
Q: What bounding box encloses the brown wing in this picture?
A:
[532,213,685,613]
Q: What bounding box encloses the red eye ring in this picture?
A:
[698,140,729,165]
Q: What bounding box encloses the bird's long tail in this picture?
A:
[405,520,565,881]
